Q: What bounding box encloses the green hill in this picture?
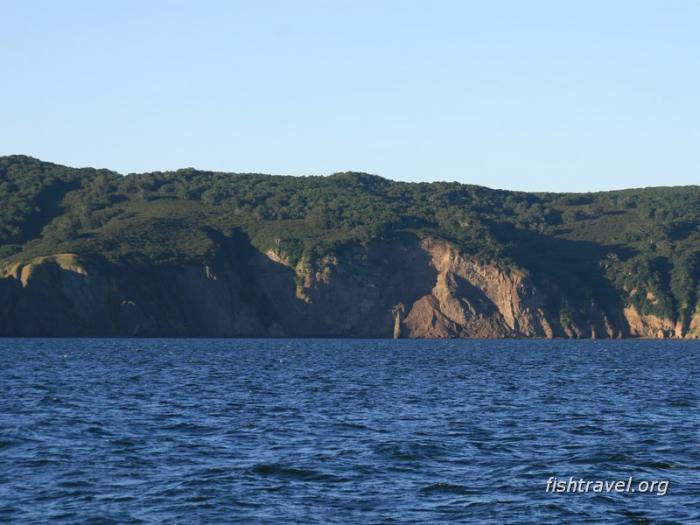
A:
[1,155,699,338]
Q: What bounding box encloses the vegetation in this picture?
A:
[1,155,699,323]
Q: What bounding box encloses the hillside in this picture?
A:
[1,155,699,338]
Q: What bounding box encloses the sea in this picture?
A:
[0,339,698,524]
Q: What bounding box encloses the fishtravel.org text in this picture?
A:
[546,476,668,496]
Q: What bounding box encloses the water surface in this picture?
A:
[0,339,698,523]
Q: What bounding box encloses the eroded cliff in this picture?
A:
[1,233,695,338]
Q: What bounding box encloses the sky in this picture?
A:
[1,1,698,192]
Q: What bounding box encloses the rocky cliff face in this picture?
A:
[401,238,557,338]
[0,234,695,338]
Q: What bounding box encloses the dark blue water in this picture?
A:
[0,339,698,524]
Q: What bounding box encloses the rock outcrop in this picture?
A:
[623,305,682,339]
[402,238,556,338]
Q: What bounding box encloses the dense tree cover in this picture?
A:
[1,155,699,323]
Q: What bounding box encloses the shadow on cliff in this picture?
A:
[209,229,438,337]
[490,222,637,335]
[0,258,114,336]
[194,227,296,336]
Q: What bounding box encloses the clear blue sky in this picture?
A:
[1,1,698,191]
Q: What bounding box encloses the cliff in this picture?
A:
[1,155,699,338]
[1,235,697,338]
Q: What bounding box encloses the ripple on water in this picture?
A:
[0,338,698,525]
[420,482,478,495]
[373,440,446,461]
[250,464,350,483]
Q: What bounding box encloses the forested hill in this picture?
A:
[1,155,699,338]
